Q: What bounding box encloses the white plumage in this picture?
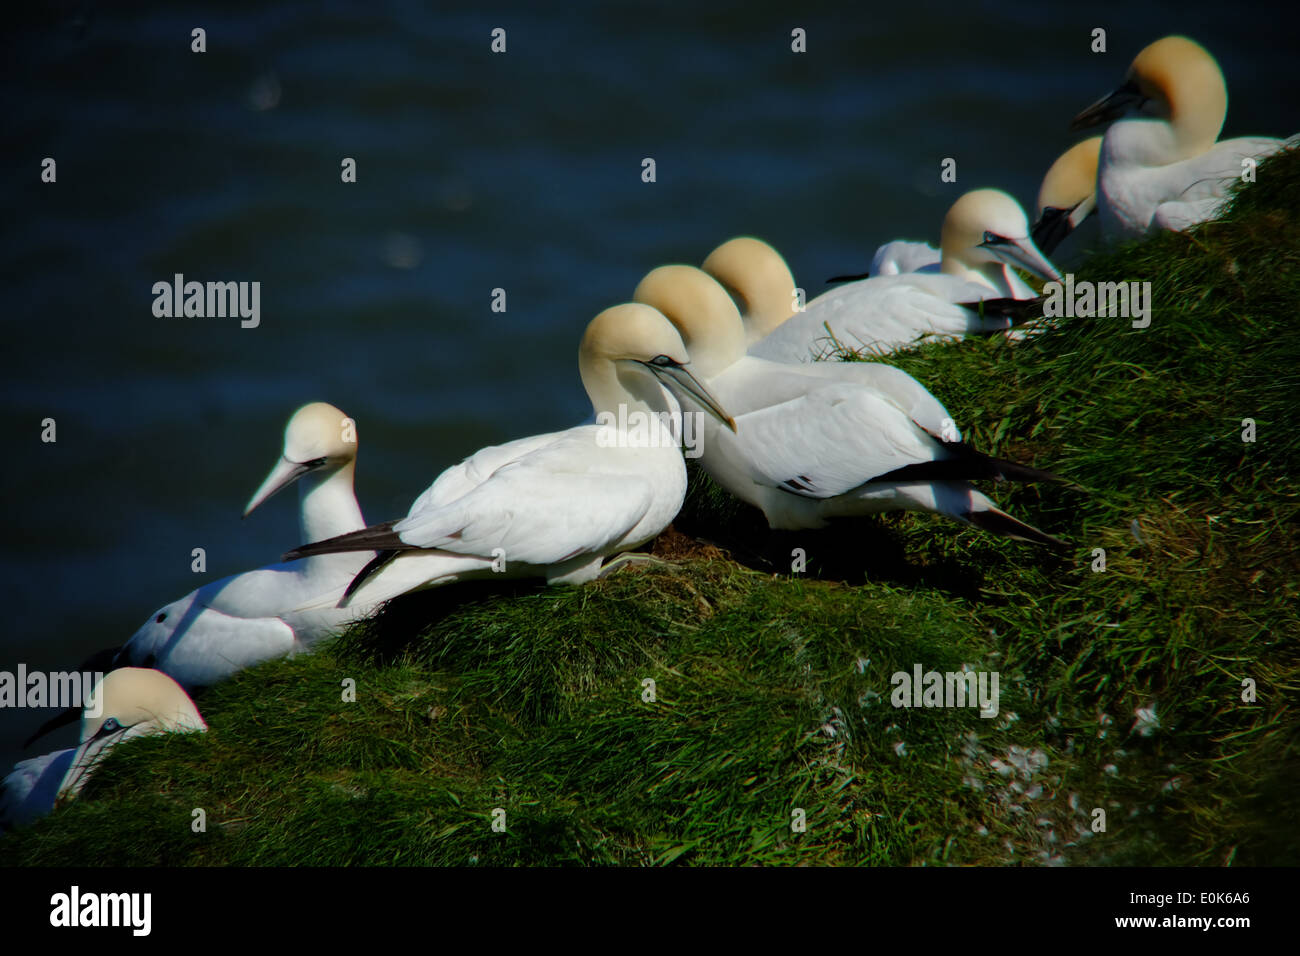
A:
[2,669,205,830]
[283,304,736,606]
[704,192,1060,364]
[1071,35,1296,241]
[633,265,1064,543]
[112,402,376,689]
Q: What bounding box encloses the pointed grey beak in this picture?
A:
[987,236,1063,284]
[58,722,132,805]
[244,456,316,517]
[645,361,738,432]
[1071,80,1144,131]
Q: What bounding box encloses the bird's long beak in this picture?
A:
[1069,194,1098,229]
[1030,207,1074,257]
[988,236,1063,283]
[647,362,738,432]
[57,724,132,805]
[244,456,316,517]
[1071,80,1143,131]
[1033,194,1100,256]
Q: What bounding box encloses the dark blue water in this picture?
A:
[2,0,1296,770]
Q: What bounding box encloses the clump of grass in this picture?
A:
[3,151,1296,867]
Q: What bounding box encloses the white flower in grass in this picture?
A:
[1132,703,1160,737]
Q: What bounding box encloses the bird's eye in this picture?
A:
[982,231,1008,246]
[650,354,676,367]
[100,718,122,735]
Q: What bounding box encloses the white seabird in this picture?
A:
[1031,137,1103,255]
[1070,35,1296,240]
[832,189,1059,298]
[707,195,1062,363]
[704,238,966,439]
[633,265,1066,544]
[110,402,376,689]
[282,304,736,606]
[703,237,801,347]
[2,668,205,830]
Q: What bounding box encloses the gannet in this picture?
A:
[868,239,942,278]
[706,194,1061,362]
[703,237,800,346]
[633,265,1066,544]
[829,189,1058,300]
[2,668,205,830]
[109,402,376,689]
[282,305,736,606]
[1071,35,1295,239]
[1031,137,1103,254]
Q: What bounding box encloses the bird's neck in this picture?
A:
[585,364,683,440]
[742,273,798,343]
[1168,69,1227,159]
[297,460,364,544]
[1105,114,1214,168]
[940,256,1008,296]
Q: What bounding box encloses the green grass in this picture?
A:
[4,150,1297,866]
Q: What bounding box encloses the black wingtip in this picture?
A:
[978,455,1069,486]
[958,296,1045,328]
[22,705,82,749]
[283,520,403,563]
[342,550,400,603]
[826,271,873,284]
[75,645,124,675]
[23,646,130,747]
[878,442,1068,486]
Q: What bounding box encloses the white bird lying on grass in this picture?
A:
[1071,35,1297,240]
[633,264,1068,544]
[711,192,1061,362]
[831,189,1056,299]
[2,668,205,830]
[282,304,736,606]
[104,402,378,689]
[705,238,966,440]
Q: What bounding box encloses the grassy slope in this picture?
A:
[4,151,1297,867]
